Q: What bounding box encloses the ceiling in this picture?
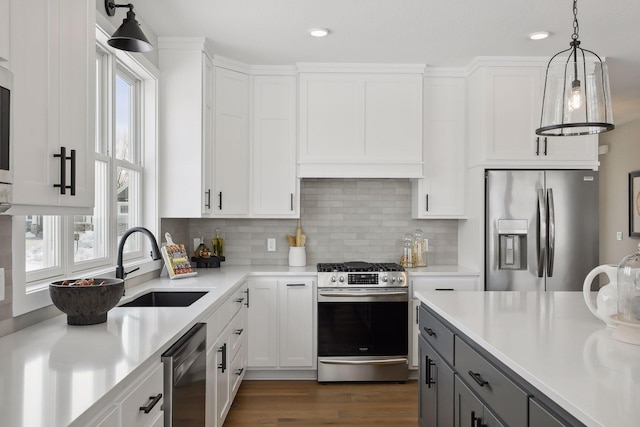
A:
[132,0,640,125]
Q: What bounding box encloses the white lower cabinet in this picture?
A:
[205,282,248,427]
[410,275,479,369]
[87,362,164,427]
[247,276,316,372]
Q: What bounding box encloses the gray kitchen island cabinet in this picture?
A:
[418,303,583,427]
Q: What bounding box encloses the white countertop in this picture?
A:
[414,291,640,427]
[0,264,474,427]
[0,265,316,427]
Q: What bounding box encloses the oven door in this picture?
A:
[317,288,408,381]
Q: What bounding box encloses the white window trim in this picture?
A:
[12,25,161,317]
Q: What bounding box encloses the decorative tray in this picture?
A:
[191,256,225,268]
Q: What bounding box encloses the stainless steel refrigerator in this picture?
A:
[485,170,599,291]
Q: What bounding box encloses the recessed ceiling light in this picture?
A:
[529,31,550,40]
[308,28,329,38]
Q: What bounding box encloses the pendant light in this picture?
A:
[536,0,614,136]
[105,1,153,53]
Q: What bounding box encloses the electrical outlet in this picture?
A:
[617,231,623,241]
[267,238,276,252]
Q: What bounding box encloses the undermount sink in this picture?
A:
[119,291,208,307]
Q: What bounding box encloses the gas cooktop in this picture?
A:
[317,262,405,273]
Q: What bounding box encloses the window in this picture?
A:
[12,26,159,316]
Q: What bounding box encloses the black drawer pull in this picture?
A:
[468,370,489,387]
[234,328,244,335]
[139,393,162,414]
[423,327,436,337]
[236,297,245,303]
[236,367,244,376]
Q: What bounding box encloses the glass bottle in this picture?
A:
[212,229,224,257]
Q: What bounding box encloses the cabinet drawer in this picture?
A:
[419,305,454,363]
[120,363,164,427]
[455,337,528,427]
[228,309,246,359]
[230,342,247,397]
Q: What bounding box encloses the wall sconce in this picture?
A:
[105,1,153,53]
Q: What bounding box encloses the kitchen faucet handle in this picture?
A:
[126,266,140,277]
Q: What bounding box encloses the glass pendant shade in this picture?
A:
[108,10,153,53]
[536,0,614,137]
[537,53,614,136]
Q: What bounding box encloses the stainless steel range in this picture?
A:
[316,262,409,382]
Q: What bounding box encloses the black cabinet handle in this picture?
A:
[425,194,429,211]
[205,189,211,209]
[535,137,540,156]
[69,149,76,195]
[286,283,306,287]
[423,327,436,337]
[435,288,454,291]
[544,136,548,156]
[218,191,222,210]
[139,393,162,414]
[234,328,244,335]
[218,343,227,373]
[236,297,245,303]
[468,370,489,387]
[53,147,76,195]
[425,355,436,388]
[244,288,250,308]
[235,367,244,376]
[290,193,294,211]
[415,305,419,324]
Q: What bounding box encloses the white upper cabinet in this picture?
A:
[158,39,213,217]
[9,0,95,213]
[213,66,250,217]
[298,65,424,178]
[466,64,598,169]
[412,76,466,218]
[251,75,299,217]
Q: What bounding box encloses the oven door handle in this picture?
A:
[319,358,407,366]
[318,291,407,297]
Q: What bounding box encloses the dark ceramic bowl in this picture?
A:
[49,278,125,325]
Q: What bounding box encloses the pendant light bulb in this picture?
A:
[568,79,582,110]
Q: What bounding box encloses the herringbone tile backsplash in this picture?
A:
[162,179,458,266]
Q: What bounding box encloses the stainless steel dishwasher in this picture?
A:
[162,322,207,426]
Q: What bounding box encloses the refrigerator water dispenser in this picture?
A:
[497,219,527,270]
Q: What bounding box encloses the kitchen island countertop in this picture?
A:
[414,290,640,427]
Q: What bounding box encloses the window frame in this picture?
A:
[11,25,160,317]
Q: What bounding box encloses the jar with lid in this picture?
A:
[400,233,414,268]
[617,243,640,324]
[413,229,427,267]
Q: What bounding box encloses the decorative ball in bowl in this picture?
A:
[49,278,125,326]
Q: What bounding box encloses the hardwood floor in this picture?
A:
[224,380,419,426]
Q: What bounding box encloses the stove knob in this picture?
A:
[331,276,337,283]
[338,276,345,283]
[397,276,404,284]
[391,276,396,283]
[382,275,388,283]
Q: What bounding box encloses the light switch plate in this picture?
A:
[617,232,623,241]
[267,238,276,252]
